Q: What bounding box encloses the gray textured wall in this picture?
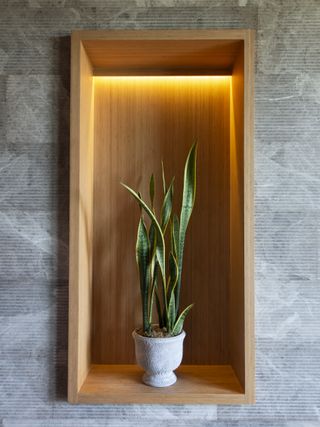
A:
[0,0,319,426]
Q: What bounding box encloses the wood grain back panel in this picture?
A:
[92,76,231,364]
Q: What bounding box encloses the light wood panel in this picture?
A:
[79,29,250,77]
[78,364,245,404]
[228,31,255,402]
[68,29,255,404]
[68,33,94,402]
[82,39,242,75]
[92,76,231,365]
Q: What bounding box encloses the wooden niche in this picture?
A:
[69,30,255,404]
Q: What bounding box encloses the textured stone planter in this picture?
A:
[132,329,186,387]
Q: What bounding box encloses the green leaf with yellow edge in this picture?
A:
[136,217,150,333]
[175,143,197,315]
[161,178,174,234]
[172,304,194,336]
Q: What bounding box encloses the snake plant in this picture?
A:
[121,143,197,336]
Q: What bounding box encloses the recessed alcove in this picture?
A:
[69,30,255,404]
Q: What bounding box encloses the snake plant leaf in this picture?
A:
[148,222,159,322]
[136,217,149,289]
[161,178,174,234]
[148,257,158,323]
[155,290,164,329]
[167,288,176,332]
[170,220,175,256]
[149,173,155,209]
[172,304,194,336]
[166,252,178,332]
[149,223,157,266]
[121,183,166,287]
[167,251,178,297]
[161,160,166,195]
[171,214,180,258]
[136,217,151,333]
[175,143,197,315]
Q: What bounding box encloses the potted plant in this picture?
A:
[121,143,197,387]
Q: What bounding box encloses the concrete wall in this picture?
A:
[0,0,319,425]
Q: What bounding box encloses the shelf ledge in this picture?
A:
[77,364,248,404]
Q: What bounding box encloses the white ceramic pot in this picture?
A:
[132,329,186,387]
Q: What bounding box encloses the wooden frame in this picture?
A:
[69,29,255,404]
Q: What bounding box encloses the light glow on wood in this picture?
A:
[93,75,231,91]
